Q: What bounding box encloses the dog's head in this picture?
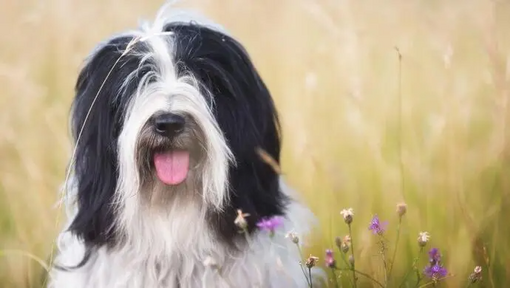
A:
[67,10,288,249]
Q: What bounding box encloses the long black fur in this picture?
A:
[69,36,151,247]
[163,23,289,240]
[68,21,288,265]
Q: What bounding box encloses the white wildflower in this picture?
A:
[340,208,354,224]
[418,231,430,247]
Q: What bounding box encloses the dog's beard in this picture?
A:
[135,115,207,208]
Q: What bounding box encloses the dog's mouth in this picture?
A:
[137,112,203,187]
[153,149,190,186]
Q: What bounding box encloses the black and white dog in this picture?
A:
[48,4,316,288]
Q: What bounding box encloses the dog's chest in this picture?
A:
[78,252,273,288]
[50,245,310,288]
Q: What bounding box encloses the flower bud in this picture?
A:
[325,249,336,268]
[335,236,342,249]
[341,242,350,253]
[468,266,482,283]
[418,232,430,247]
[396,202,407,217]
[286,232,299,244]
[340,208,354,225]
[305,255,319,269]
[234,209,250,231]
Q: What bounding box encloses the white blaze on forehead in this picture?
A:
[114,6,235,221]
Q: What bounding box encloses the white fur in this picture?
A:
[48,177,317,288]
[47,5,319,288]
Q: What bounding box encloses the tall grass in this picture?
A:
[1,0,509,287]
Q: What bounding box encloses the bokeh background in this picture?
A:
[1,0,510,287]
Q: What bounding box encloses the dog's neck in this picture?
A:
[115,177,227,259]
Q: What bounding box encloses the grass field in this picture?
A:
[1,0,510,287]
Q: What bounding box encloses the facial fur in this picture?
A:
[67,10,288,254]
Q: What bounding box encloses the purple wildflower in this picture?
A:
[256,216,284,236]
[324,249,336,268]
[428,248,441,265]
[424,264,448,280]
[368,214,388,235]
[423,248,448,281]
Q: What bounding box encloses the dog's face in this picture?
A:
[114,27,235,211]
[67,19,288,249]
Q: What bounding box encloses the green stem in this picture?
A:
[388,216,402,282]
[338,252,354,287]
[300,264,311,287]
[380,236,389,287]
[309,267,313,288]
[395,46,406,202]
[296,244,311,287]
[417,275,455,288]
[330,267,340,288]
[483,246,495,288]
[414,269,422,287]
[334,268,385,288]
[399,247,424,288]
[348,224,358,288]
[338,250,354,287]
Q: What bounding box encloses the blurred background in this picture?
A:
[1,0,510,287]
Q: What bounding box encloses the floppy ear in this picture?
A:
[68,36,144,247]
[214,38,290,234]
[164,23,289,240]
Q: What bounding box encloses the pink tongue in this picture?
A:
[153,150,190,185]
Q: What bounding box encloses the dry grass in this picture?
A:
[1,0,510,287]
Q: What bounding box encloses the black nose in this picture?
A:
[153,113,185,137]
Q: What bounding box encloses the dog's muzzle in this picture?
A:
[149,112,191,186]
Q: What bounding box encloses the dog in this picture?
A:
[47,4,317,288]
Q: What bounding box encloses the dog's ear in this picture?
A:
[216,46,289,234]
[68,36,144,247]
[165,23,289,239]
[210,34,289,237]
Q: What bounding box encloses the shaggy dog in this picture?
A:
[47,4,317,288]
